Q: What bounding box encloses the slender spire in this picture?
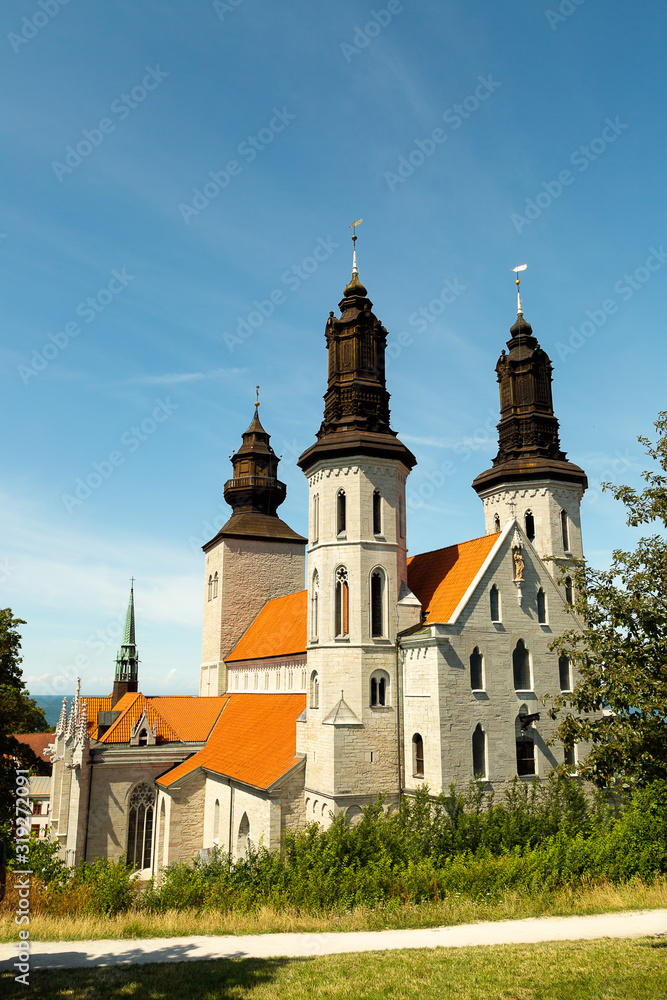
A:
[513,264,527,315]
[113,584,139,704]
[55,696,68,737]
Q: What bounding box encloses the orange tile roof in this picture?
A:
[157,693,306,791]
[95,693,228,745]
[408,533,500,624]
[12,733,54,762]
[149,697,227,742]
[80,696,113,739]
[98,693,181,744]
[227,590,307,662]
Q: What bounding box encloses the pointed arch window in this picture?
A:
[212,571,219,599]
[373,490,382,535]
[311,570,319,641]
[490,585,501,623]
[565,576,573,605]
[559,655,572,692]
[237,812,250,855]
[310,670,319,709]
[412,733,424,777]
[537,588,547,624]
[561,509,570,552]
[472,724,486,779]
[370,568,385,637]
[494,513,501,532]
[513,639,531,690]
[337,489,346,535]
[312,493,320,544]
[470,647,484,691]
[126,783,155,870]
[335,567,349,637]
[213,799,220,843]
[207,575,213,601]
[524,510,535,542]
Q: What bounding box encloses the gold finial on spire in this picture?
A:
[512,264,527,315]
[255,385,260,409]
[350,218,363,275]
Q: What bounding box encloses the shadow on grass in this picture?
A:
[2,952,304,999]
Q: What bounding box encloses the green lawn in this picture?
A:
[5,939,667,1000]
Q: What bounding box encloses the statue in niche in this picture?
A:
[512,545,525,581]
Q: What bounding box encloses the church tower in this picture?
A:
[472,287,587,564]
[112,586,139,706]
[297,242,418,819]
[199,401,307,696]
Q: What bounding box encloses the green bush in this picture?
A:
[26,777,667,917]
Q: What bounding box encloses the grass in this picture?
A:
[4,938,667,999]
[2,877,666,942]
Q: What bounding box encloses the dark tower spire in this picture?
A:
[112,583,139,705]
[472,307,587,495]
[298,243,415,473]
[206,393,306,545]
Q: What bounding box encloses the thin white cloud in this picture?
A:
[129,368,244,385]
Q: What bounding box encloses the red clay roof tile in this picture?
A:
[408,533,499,624]
[156,693,306,791]
[227,590,307,662]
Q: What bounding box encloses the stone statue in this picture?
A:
[513,546,525,581]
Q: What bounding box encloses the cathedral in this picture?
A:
[48,247,588,873]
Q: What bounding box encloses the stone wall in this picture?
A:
[200,536,306,695]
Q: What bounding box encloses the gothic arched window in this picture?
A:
[312,493,320,544]
[310,670,319,709]
[470,647,484,690]
[337,489,346,535]
[513,639,531,691]
[207,575,213,601]
[561,509,570,552]
[524,510,535,542]
[311,570,319,641]
[494,513,501,532]
[537,588,546,624]
[559,655,572,692]
[565,576,574,605]
[237,812,250,855]
[472,724,486,779]
[213,799,220,843]
[412,733,424,777]
[212,571,219,599]
[373,490,382,535]
[335,567,349,637]
[370,568,385,637]
[126,783,155,870]
[490,585,501,622]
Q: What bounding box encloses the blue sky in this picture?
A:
[2,0,666,696]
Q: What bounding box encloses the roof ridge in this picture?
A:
[409,531,499,563]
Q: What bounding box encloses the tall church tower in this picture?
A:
[297,244,417,818]
[199,402,307,696]
[112,586,139,706]
[472,291,587,564]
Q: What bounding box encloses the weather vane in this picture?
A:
[512,264,527,315]
[350,218,362,274]
[255,385,260,409]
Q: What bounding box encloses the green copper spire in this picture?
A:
[114,584,139,685]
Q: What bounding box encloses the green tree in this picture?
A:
[549,413,667,788]
[0,609,50,824]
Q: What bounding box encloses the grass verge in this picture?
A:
[1,877,666,942]
[4,938,667,999]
